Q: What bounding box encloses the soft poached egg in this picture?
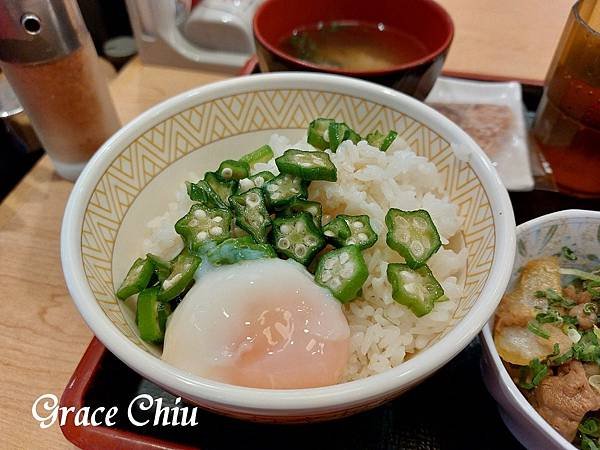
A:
[162,258,350,389]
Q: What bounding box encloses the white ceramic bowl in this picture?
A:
[481,209,600,449]
[62,73,515,421]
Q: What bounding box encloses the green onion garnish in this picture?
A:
[535,310,562,324]
[527,321,550,339]
[560,268,600,283]
[584,303,597,315]
[562,246,578,261]
[579,435,600,450]
[579,417,600,438]
[518,358,548,389]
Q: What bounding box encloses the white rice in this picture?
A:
[143,134,467,382]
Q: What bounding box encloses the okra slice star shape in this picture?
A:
[325,214,377,250]
[387,263,444,317]
[315,245,368,303]
[204,172,238,205]
[271,212,326,265]
[262,173,308,209]
[237,171,275,194]
[275,149,337,182]
[385,209,441,269]
[175,204,232,252]
[229,187,271,243]
[281,198,322,227]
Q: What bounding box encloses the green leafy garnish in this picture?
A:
[518,358,548,389]
[580,418,600,438]
[527,321,550,339]
[584,303,598,315]
[562,246,578,260]
[535,288,577,308]
[560,268,600,283]
[581,435,600,450]
[535,310,563,324]
[573,331,600,362]
[587,281,600,299]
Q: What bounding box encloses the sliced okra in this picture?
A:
[217,159,250,180]
[146,253,172,283]
[237,171,275,194]
[272,212,326,265]
[323,217,351,243]
[186,179,227,209]
[307,118,334,150]
[207,236,276,266]
[175,204,232,252]
[315,245,368,303]
[239,144,274,167]
[366,130,398,151]
[385,209,441,269]
[328,122,361,152]
[157,250,201,302]
[204,172,238,205]
[281,198,322,227]
[387,263,444,317]
[327,215,377,250]
[275,149,337,182]
[116,257,154,300]
[136,287,171,343]
[229,187,271,243]
[262,173,308,209]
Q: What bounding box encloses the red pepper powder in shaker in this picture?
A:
[0,0,120,181]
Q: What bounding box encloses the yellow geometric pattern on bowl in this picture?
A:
[81,89,495,349]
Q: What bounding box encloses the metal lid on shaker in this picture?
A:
[0,0,87,64]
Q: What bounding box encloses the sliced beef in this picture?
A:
[532,361,600,441]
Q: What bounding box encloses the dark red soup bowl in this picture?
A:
[253,0,454,100]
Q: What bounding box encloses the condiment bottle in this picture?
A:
[0,0,121,181]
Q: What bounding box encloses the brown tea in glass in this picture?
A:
[532,0,600,197]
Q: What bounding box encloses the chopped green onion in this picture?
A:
[548,347,574,366]
[539,288,576,308]
[562,246,578,260]
[580,418,600,438]
[580,435,600,450]
[584,303,598,315]
[573,330,600,362]
[560,268,600,283]
[527,321,550,339]
[587,281,600,299]
[562,314,579,326]
[518,358,548,389]
[535,310,562,324]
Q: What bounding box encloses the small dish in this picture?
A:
[252,0,453,100]
[426,77,534,192]
[481,209,600,450]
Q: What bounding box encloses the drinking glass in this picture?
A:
[532,0,600,198]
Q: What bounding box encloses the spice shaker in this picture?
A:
[0,0,120,181]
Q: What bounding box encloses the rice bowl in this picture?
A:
[61,73,515,421]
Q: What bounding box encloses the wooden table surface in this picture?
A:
[0,1,573,447]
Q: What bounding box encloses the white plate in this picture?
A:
[427,77,534,192]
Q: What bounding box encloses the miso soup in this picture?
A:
[280,21,429,71]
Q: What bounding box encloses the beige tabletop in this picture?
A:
[0,1,572,447]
